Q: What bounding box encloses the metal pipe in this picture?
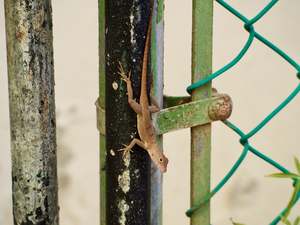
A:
[4,0,59,224]
[150,1,164,224]
[190,0,213,224]
[104,0,154,224]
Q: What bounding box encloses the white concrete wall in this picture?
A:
[1,0,300,224]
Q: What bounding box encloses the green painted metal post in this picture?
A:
[98,0,106,224]
[190,0,213,224]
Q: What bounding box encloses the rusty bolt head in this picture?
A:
[208,94,233,121]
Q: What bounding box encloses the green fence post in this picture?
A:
[98,0,106,224]
[190,0,213,224]
[4,0,59,224]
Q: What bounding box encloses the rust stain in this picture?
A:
[15,30,28,40]
[208,93,232,121]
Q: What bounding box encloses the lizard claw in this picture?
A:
[118,144,133,158]
[117,60,131,82]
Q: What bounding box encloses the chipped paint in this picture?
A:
[118,170,130,193]
[118,150,131,193]
[110,149,115,156]
[129,14,136,46]
[134,169,140,178]
[153,93,232,135]
[123,151,130,167]
[112,81,118,90]
[116,141,132,224]
[118,200,129,225]
[129,3,141,50]
[116,152,131,222]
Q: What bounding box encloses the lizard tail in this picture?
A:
[141,0,154,99]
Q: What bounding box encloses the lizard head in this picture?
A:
[148,144,169,173]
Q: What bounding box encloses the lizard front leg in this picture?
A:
[118,60,142,114]
[118,138,146,157]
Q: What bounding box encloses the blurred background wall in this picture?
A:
[0,0,300,224]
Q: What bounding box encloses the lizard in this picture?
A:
[117,0,169,173]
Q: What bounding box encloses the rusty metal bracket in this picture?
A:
[96,92,232,136]
[153,92,232,135]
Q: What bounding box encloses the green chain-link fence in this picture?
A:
[186,0,300,224]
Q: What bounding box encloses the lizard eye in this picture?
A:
[160,158,163,162]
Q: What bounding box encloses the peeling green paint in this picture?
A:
[156,0,164,23]
[153,95,231,135]
[97,93,232,136]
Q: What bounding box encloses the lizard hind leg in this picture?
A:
[118,143,133,158]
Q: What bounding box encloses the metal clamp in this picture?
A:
[96,90,232,135]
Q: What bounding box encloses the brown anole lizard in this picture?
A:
[117,1,169,173]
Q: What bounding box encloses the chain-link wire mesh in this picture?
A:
[186,1,300,223]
